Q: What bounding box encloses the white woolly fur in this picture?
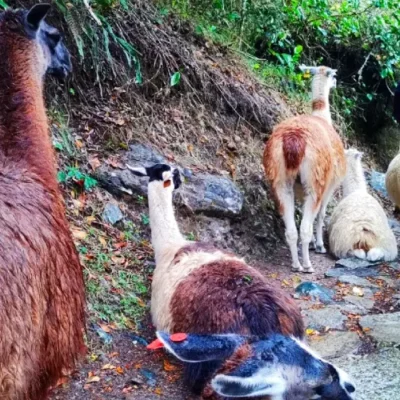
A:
[328,149,397,261]
[385,153,400,209]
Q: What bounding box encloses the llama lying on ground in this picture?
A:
[0,5,85,399]
[127,163,354,399]
[329,149,397,261]
[385,152,400,213]
[264,65,346,273]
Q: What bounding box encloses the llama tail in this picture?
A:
[282,131,306,173]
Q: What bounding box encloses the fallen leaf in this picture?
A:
[75,139,84,149]
[101,364,116,370]
[163,359,178,372]
[352,287,364,297]
[99,237,107,247]
[86,376,100,383]
[305,328,315,336]
[86,216,96,224]
[99,323,112,333]
[116,366,124,375]
[71,229,87,240]
[89,157,101,171]
[154,388,163,395]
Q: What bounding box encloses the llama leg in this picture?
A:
[276,185,303,271]
[300,195,319,272]
[315,185,335,253]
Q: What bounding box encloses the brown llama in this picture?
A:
[0,4,85,399]
[264,65,346,273]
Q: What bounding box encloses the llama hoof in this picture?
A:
[302,265,315,273]
[315,245,327,254]
[292,263,304,272]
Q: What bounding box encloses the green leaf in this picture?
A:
[57,171,67,183]
[69,88,76,95]
[84,176,98,191]
[294,45,303,55]
[53,142,64,151]
[170,71,181,87]
[0,0,8,9]
[366,93,373,101]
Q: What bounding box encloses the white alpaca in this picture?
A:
[385,153,400,211]
[328,149,397,261]
[264,65,346,272]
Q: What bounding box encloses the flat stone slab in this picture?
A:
[360,312,400,344]
[336,348,400,400]
[102,203,124,225]
[303,305,346,330]
[325,266,381,278]
[338,275,379,288]
[308,331,361,360]
[343,295,375,314]
[335,258,380,269]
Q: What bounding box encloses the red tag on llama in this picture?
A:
[147,339,164,350]
[170,333,188,342]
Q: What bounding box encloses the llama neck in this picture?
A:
[342,161,367,197]
[0,33,56,185]
[311,75,332,124]
[148,186,186,264]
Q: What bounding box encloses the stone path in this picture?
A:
[295,255,400,399]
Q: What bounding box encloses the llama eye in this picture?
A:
[345,383,355,393]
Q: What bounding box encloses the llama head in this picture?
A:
[1,4,71,79]
[126,163,182,193]
[299,65,337,90]
[342,148,365,195]
[152,332,355,400]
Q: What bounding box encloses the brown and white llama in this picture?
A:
[127,164,355,400]
[0,5,85,399]
[264,65,346,272]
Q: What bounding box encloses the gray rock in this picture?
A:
[178,173,244,217]
[343,295,375,314]
[360,312,400,344]
[388,218,400,234]
[338,275,379,288]
[303,305,346,330]
[97,144,244,218]
[308,331,361,360]
[294,282,334,304]
[335,258,380,269]
[367,169,388,197]
[102,203,123,225]
[336,348,400,400]
[325,266,381,278]
[127,144,166,165]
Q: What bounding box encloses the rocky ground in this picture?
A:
[48,143,400,400]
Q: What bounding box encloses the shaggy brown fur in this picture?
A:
[170,260,304,338]
[312,99,326,111]
[264,115,345,212]
[0,10,86,399]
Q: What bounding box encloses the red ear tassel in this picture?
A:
[170,333,188,342]
[147,338,164,350]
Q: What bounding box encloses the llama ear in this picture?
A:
[212,373,286,398]
[27,4,51,30]
[152,332,244,363]
[299,64,318,75]
[126,165,148,177]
